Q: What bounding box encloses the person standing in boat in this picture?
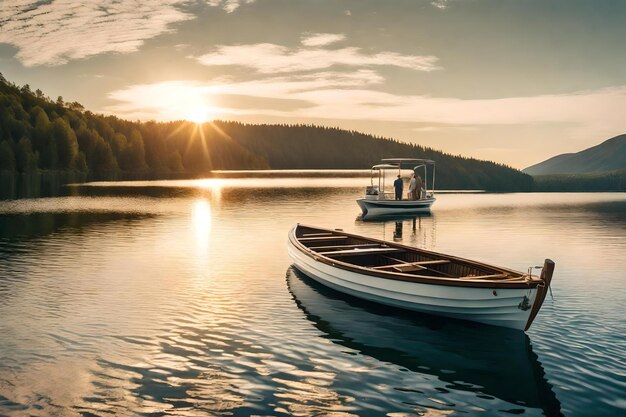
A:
[408,174,417,200]
[415,175,424,200]
[393,175,404,200]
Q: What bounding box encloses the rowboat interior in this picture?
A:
[295,225,532,283]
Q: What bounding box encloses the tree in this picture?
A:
[91,139,118,175]
[0,141,16,172]
[76,127,98,164]
[31,107,51,159]
[167,150,184,172]
[51,118,78,169]
[15,137,38,172]
[111,132,127,156]
[69,101,84,111]
[121,129,147,170]
[41,140,58,169]
[75,151,87,172]
[7,115,27,140]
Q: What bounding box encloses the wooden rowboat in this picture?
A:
[287,268,562,414]
[287,224,555,331]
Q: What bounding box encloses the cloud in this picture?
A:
[301,33,346,47]
[431,0,449,9]
[105,70,385,120]
[195,39,440,73]
[285,86,626,129]
[107,80,219,121]
[105,73,626,139]
[206,0,256,13]
[0,0,195,66]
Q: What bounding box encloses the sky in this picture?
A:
[1,0,625,168]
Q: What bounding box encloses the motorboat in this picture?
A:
[287,267,562,415]
[356,158,436,217]
[287,224,555,331]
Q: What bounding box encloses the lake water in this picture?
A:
[0,174,625,417]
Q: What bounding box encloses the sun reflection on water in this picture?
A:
[191,199,212,255]
[196,179,224,202]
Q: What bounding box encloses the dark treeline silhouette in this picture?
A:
[220,122,533,190]
[533,169,626,192]
[0,74,533,190]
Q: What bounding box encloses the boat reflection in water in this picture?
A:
[356,211,432,224]
[356,212,435,246]
[287,267,562,416]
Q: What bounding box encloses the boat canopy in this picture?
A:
[371,164,400,170]
[369,157,436,197]
[381,158,435,167]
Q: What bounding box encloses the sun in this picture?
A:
[186,106,214,124]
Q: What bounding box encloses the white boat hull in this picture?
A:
[357,197,435,216]
[288,237,538,330]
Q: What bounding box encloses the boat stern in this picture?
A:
[524,259,555,330]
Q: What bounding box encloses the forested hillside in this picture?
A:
[533,169,626,192]
[220,123,532,190]
[0,74,533,191]
[0,74,267,178]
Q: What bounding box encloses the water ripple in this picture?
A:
[1,185,624,416]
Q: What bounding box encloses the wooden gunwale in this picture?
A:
[291,224,541,290]
[456,274,508,280]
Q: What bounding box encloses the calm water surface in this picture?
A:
[0,174,625,417]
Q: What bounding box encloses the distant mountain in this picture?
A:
[0,73,533,191]
[524,134,626,175]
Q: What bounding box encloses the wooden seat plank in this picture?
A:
[311,243,381,251]
[299,236,348,242]
[414,260,451,265]
[374,259,451,270]
[392,264,427,272]
[320,248,403,257]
